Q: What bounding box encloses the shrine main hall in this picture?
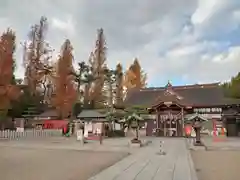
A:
[124,82,240,137]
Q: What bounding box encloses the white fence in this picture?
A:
[0,129,62,140]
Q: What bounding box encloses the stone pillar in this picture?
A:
[16,118,24,132]
[163,120,166,136]
[20,118,24,129]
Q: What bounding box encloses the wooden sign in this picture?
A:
[164,101,172,106]
[193,108,222,113]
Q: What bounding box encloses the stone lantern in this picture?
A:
[192,117,203,146]
[131,120,138,129]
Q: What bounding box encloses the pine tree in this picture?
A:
[71,61,96,111]
[52,39,76,119]
[83,54,92,107]
[222,72,240,98]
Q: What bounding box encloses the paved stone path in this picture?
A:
[0,137,198,180]
[89,138,198,180]
[202,137,240,151]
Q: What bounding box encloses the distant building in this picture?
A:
[124,82,240,137]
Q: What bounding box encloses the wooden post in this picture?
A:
[181,108,184,137]
[99,123,103,145]
[169,119,172,137]
[99,132,102,145]
[176,119,178,136]
[156,111,159,136]
[164,119,166,136]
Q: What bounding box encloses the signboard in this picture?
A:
[193,108,222,114]
[164,101,172,106]
[140,114,156,119]
[197,113,221,119]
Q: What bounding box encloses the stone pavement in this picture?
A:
[0,137,198,180]
[202,136,240,151]
[0,136,150,154]
[89,138,198,180]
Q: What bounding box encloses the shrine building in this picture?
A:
[124,82,240,137]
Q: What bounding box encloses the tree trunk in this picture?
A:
[136,121,139,140]
[112,120,116,131]
[84,83,90,106]
[136,128,139,140]
[108,81,113,107]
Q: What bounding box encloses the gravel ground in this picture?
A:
[191,150,240,180]
[0,146,128,180]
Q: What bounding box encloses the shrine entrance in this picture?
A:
[151,101,185,137]
[147,81,185,137]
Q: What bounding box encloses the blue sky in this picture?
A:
[1,0,240,87]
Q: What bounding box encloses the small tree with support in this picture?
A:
[124,106,146,144]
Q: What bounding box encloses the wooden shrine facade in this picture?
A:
[125,82,240,137]
[152,102,184,137]
[146,83,185,137]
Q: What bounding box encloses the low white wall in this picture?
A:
[0,129,62,140]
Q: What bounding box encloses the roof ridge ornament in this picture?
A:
[163,80,184,100]
[164,80,174,96]
[166,80,172,88]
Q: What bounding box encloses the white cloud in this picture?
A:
[51,16,75,36]
[168,45,202,57]
[0,0,240,86]
[191,0,220,25]
[191,0,240,38]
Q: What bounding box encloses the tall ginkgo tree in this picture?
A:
[88,28,107,108]
[52,39,76,119]
[123,58,147,93]
[115,63,124,106]
[0,29,21,129]
[23,17,54,97]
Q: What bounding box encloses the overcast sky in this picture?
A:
[1,0,240,87]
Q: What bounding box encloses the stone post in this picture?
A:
[20,119,24,129]
[16,118,24,132]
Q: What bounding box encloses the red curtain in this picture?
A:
[43,120,68,129]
